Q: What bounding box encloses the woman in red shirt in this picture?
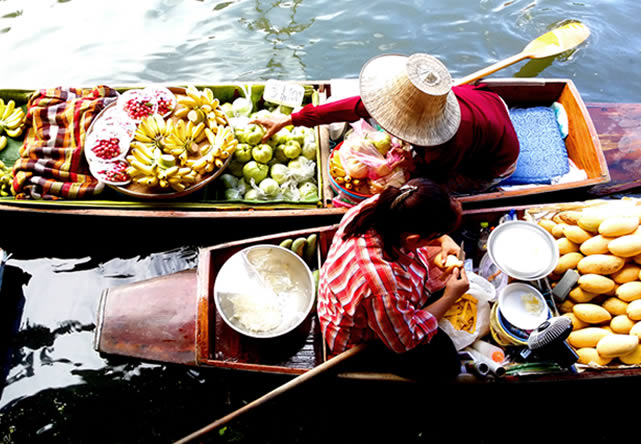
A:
[252,53,519,194]
[317,177,469,381]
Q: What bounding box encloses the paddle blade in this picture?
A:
[523,21,590,59]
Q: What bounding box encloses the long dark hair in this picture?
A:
[342,178,461,258]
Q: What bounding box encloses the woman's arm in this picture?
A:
[251,96,369,141]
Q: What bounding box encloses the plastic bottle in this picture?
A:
[471,339,506,363]
[474,221,491,266]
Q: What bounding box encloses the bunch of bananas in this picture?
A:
[329,151,367,194]
[162,119,207,165]
[0,99,27,150]
[279,233,318,266]
[125,142,198,192]
[174,86,229,129]
[187,125,238,174]
[133,113,174,150]
[0,160,13,197]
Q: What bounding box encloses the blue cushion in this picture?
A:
[500,106,569,185]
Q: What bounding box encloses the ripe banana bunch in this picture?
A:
[162,119,206,165]
[0,99,26,139]
[125,142,198,192]
[174,86,223,126]
[187,125,238,173]
[134,113,174,150]
[0,160,14,197]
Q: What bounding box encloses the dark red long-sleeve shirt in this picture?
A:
[291,84,519,188]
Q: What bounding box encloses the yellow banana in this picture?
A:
[130,159,156,176]
[0,100,5,118]
[177,95,199,108]
[0,136,7,151]
[1,100,15,121]
[5,126,23,138]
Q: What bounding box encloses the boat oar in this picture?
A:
[173,343,367,444]
[455,21,590,85]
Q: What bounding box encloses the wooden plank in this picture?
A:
[586,103,641,195]
[95,269,198,365]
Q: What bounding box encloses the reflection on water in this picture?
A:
[0,248,205,441]
[0,0,639,101]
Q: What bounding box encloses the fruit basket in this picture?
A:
[85,85,235,199]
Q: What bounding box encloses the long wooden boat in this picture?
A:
[0,78,631,220]
[94,200,641,384]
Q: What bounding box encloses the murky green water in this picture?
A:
[1,0,641,442]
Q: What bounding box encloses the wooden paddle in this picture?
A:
[455,21,590,86]
[173,343,367,444]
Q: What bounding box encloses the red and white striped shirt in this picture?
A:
[317,195,447,354]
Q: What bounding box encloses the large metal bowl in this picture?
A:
[214,244,315,339]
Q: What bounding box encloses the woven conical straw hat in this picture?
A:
[359,53,461,146]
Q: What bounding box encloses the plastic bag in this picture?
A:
[338,120,393,180]
[438,272,496,351]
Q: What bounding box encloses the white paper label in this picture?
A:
[263,79,305,108]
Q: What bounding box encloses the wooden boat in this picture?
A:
[94,200,641,383]
[0,78,629,220]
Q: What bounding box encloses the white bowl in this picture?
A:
[487,220,559,280]
[498,282,549,331]
[214,244,315,339]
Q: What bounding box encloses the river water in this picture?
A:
[1,0,641,443]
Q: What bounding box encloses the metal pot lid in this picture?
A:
[487,220,559,281]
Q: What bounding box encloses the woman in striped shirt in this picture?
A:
[317,178,469,381]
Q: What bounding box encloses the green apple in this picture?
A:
[234,143,252,163]
[283,140,302,159]
[368,131,392,156]
[227,160,245,178]
[242,160,269,184]
[270,163,290,185]
[299,181,318,200]
[273,127,291,145]
[220,173,238,189]
[245,124,265,145]
[251,143,273,163]
[301,141,317,161]
[234,127,248,144]
[290,127,306,146]
[224,188,243,200]
[244,189,260,200]
[273,144,289,163]
[259,178,280,197]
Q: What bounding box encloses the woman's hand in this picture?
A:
[443,267,469,301]
[433,235,460,267]
[249,113,293,142]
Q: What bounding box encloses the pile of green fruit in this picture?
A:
[217,108,319,202]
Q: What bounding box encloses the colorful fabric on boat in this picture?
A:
[12,86,118,199]
[317,194,448,354]
[499,106,569,185]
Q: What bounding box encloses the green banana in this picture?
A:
[279,238,293,249]
[303,234,318,265]
[291,237,307,259]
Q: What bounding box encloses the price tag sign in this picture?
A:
[263,79,305,108]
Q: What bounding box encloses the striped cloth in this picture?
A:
[12,85,118,199]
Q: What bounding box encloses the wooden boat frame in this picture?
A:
[94,201,641,384]
[0,78,621,218]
